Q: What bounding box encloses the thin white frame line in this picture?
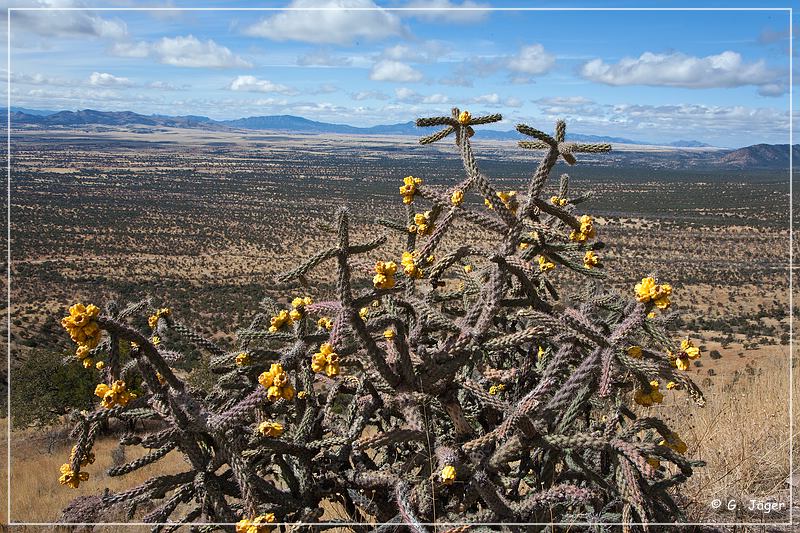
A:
[789,6,794,530]
[5,6,794,11]
[5,4,795,528]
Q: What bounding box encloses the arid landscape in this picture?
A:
[4,123,795,529]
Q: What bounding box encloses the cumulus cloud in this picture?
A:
[507,44,556,75]
[112,35,251,68]
[470,93,522,108]
[580,50,785,94]
[369,60,423,82]
[13,1,127,40]
[89,72,133,87]
[244,0,405,45]
[229,75,298,95]
[401,0,490,23]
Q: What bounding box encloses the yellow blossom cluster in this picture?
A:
[269,310,293,333]
[317,316,333,330]
[383,329,396,340]
[458,110,471,124]
[634,380,664,407]
[290,296,313,321]
[441,464,457,485]
[538,256,555,272]
[672,338,701,371]
[451,189,464,206]
[583,250,600,269]
[373,261,398,289]
[148,307,171,329]
[401,251,423,279]
[463,264,474,273]
[659,431,688,454]
[359,307,369,320]
[257,421,284,438]
[152,335,161,346]
[627,346,643,358]
[62,304,102,361]
[569,215,596,243]
[550,195,568,206]
[258,363,295,402]
[409,211,434,236]
[235,352,251,366]
[399,175,423,204]
[95,361,105,370]
[311,343,340,377]
[236,513,276,533]
[95,380,136,409]
[488,383,506,395]
[485,190,518,214]
[59,463,89,489]
[634,277,672,309]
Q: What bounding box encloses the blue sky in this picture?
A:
[3,0,796,147]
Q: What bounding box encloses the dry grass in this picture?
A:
[650,350,798,525]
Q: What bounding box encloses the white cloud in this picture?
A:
[229,75,298,95]
[13,1,127,40]
[149,80,178,90]
[112,35,251,69]
[507,44,556,75]
[369,60,423,82]
[244,0,405,45]
[352,90,390,101]
[381,41,449,63]
[394,87,448,104]
[580,51,785,94]
[468,93,522,108]
[89,72,133,87]
[402,0,490,23]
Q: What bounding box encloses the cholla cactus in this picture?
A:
[57,108,705,531]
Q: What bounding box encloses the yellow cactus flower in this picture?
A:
[75,345,90,360]
[236,513,276,533]
[61,303,102,350]
[95,361,105,370]
[680,338,701,360]
[451,189,464,206]
[151,335,161,346]
[399,176,423,204]
[317,316,333,330]
[457,110,471,124]
[410,212,433,236]
[489,385,498,395]
[269,309,294,333]
[401,251,422,279]
[297,390,307,399]
[82,358,94,369]
[583,250,600,269]
[383,329,396,340]
[257,421,284,438]
[59,463,89,489]
[235,352,251,366]
[538,256,555,272]
[634,380,663,407]
[666,381,678,390]
[463,264,473,273]
[258,363,295,401]
[569,215,596,242]
[359,307,369,319]
[634,277,672,309]
[94,380,134,408]
[627,346,643,359]
[311,343,340,377]
[659,432,688,454]
[537,346,545,359]
[374,261,398,289]
[441,464,457,485]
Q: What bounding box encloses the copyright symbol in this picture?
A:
[711,499,722,509]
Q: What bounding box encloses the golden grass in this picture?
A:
[653,350,798,524]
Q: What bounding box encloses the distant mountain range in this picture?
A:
[4,107,713,147]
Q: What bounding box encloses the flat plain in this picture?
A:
[4,125,795,527]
